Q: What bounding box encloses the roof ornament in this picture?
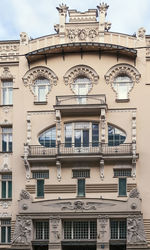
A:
[97,2,111,42]
[56,3,69,14]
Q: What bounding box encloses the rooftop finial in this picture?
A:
[97,2,109,16]
[56,3,69,14]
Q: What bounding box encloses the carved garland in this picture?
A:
[22,66,58,101]
[64,64,99,94]
[104,63,141,98]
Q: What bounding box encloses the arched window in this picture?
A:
[34,77,50,102]
[72,77,91,95]
[113,75,133,100]
[108,125,126,146]
[39,127,56,147]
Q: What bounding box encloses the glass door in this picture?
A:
[74,129,89,148]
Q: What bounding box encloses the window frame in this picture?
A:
[77,178,85,197]
[110,219,126,240]
[34,77,50,103]
[1,127,13,153]
[1,80,13,106]
[113,75,133,100]
[1,174,12,200]
[0,219,11,244]
[34,220,49,240]
[118,177,127,197]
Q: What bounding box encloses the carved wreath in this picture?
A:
[104,63,141,98]
[63,64,99,94]
[22,66,58,100]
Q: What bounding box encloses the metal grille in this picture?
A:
[64,221,97,240]
[2,174,12,180]
[114,169,131,177]
[35,221,49,240]
[111,220,126,239]
[1,219,11,225]
[73,169,90,178]
[32,171,49,179]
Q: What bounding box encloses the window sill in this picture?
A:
[34,101,47,105]
[115,98,130,103]
[35,196,44,199]
[0,104,13,107]
[118,195,127,197]
[0,198,12,201]
[0,151,12,154]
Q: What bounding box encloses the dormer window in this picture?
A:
[113,75,133,100]
[34,77,50,102]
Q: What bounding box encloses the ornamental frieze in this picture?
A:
[67,28,98,41]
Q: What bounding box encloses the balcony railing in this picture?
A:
[28,143,132,157]
[56,95,106,106]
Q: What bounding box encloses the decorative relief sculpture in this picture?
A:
[23,143,30,179]
[1,67,13,79]
[12,216,32,245]
[98,216,108,241]
[105,64,141,85]
[56,3,68,14]
[64,64,99,93]
[129,188,139,199]
[20,190,31,200]
[137,27,146,39]
[127,215,147,244]
[146,40,150,56]
[62,200,96,211]
[97,3,109,15]
[23,66,58,87]
[20,32,29,45]
[50,217,61,242]
[67,28,98,41]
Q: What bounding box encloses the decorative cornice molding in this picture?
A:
[64,64,99,94]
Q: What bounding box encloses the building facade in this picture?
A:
[0,3,150,250]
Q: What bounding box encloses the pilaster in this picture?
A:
[97,215,110,250]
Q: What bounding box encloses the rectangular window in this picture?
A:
[110,220,126,239]
[114,169,131,177]
[77,179,85,197]
[119,178,126,196]
[32,171,49,179]
[1,174,12,199]
[64,221,97,240]
[2,127,12,152]
[37,179,44,198]
[35,221,49,240]
[2,81,13,105]
[1,219,11,243]
[73,169,90,178]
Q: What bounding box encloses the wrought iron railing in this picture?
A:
[28,143,132,157]
[56,95,106,106]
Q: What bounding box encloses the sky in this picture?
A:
[0,0,150,40]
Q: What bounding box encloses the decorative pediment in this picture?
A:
[22,66,58,86]
[105,63,141,84]
[1,67,13,80]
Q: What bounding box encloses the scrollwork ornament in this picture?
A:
[78,29,87,40]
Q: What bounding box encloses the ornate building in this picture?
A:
[0,3,149,250]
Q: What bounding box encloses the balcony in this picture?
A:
[27,143,133,162]
[54,95,107,115]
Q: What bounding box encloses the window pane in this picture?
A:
[1,227,6,243]
[2,181,6,198]
[83,130,89,147]
[111,220,118,239]
[119,178,126,196]
[2,88,7,105]
[39,127,56,148]
[8,181,12,198]
[113,76,133,100]
[92,123,99,146]
[37,179,44,197]
[34,77,50,102]
[108,125,126,146]
[78,179,85,197]
[7,226,11,243]
[8,88,13,105]
[65,123,72,147]
[75,130,81,147]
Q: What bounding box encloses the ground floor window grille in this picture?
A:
[114,169,131,177]
[73,169,90,178]
[64,221,97,240]
[110,220,126,239]
[35,221,49,240]
[0,219,11,243]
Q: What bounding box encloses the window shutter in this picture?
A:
[37,179,44,197]
[78,179,85,197]
[2,181,6,199]
[8,181,12,198]
[119,178,126,196]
